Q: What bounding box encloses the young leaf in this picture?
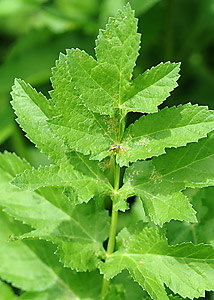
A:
[117,103,214,166]
[50,53,115,161]
[95,3,141,107]
[100,223,214,300]
[64,48,117,117]
[96,4,180,116]
[61,4,140,117]
[121,62,180,116]
[117,131,214,225]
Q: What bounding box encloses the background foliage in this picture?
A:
[0,0,214,299]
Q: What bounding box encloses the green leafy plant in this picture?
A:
[1,3,214,299]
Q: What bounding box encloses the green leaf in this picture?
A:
[66,5,179,118]
[0,154,70,232]
[12,152,112,204]
[64,4,140,117]
[0,210,102,298]
[142,296,183,300]
[100,223,214,300]
[11,78,66,164]
[121,62,180,116]
[117,103,214,166]
[0,281,16,299]
[30,190,110,271]
[11,56,117,164]
[95,3,141,107]
[65,48,117,117]
[11,79,113,202]
[0,152,110,271]
[166,187,214,245]
[22,241,103,299]
[7,4,214,299]
[11,4,181,168]
[0,150,31,176]
[0,210,57,292]
[144,296,183,300]
[117,131,214,225]
[50,53,116,161]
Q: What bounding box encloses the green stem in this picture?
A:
[101,162,120,299]
[106,200,118,255]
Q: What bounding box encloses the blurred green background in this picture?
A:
[0,0,214,299]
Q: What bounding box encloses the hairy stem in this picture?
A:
[101,162,120,298]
